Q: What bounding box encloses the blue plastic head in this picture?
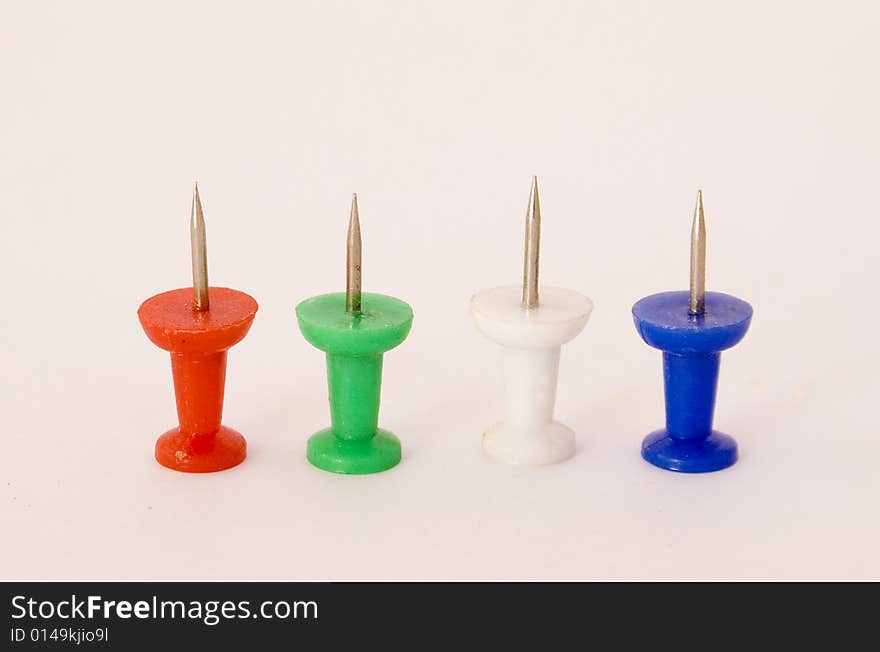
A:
[632,291,752,354]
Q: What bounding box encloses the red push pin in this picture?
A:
[137,184,258,472]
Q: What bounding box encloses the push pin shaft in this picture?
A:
[346,193,362,314]
[191,183,210,311]
[522,176,540,309]
[689,190,706,315]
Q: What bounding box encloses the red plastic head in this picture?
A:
[138,287,257,354]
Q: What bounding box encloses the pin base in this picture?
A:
[641,430,737,473]
[482,421,575,466]
[155,426,247,473]
[307,428,401,475]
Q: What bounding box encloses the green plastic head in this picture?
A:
[296,292,412,356]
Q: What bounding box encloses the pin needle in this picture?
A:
[522,176,541,309]
[190,182,210,311]
[689,189,706,315]
[346,193,362,314]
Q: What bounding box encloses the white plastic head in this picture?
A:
[471,286,593,348]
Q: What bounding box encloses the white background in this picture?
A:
[1,1,877,580]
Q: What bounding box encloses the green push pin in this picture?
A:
[296,194,413,474]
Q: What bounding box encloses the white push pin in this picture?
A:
[470,177,593,465]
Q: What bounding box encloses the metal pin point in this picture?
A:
[689,190,706,315]
[346,193,363,314]
[522,176,541,309]
[190,182,210,311]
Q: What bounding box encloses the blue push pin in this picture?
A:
[632,191,753,473]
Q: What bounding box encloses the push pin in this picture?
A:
[296,194,413,474]
[470,177,593,465]
[632,191,753,473]
[137,184,258,472]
